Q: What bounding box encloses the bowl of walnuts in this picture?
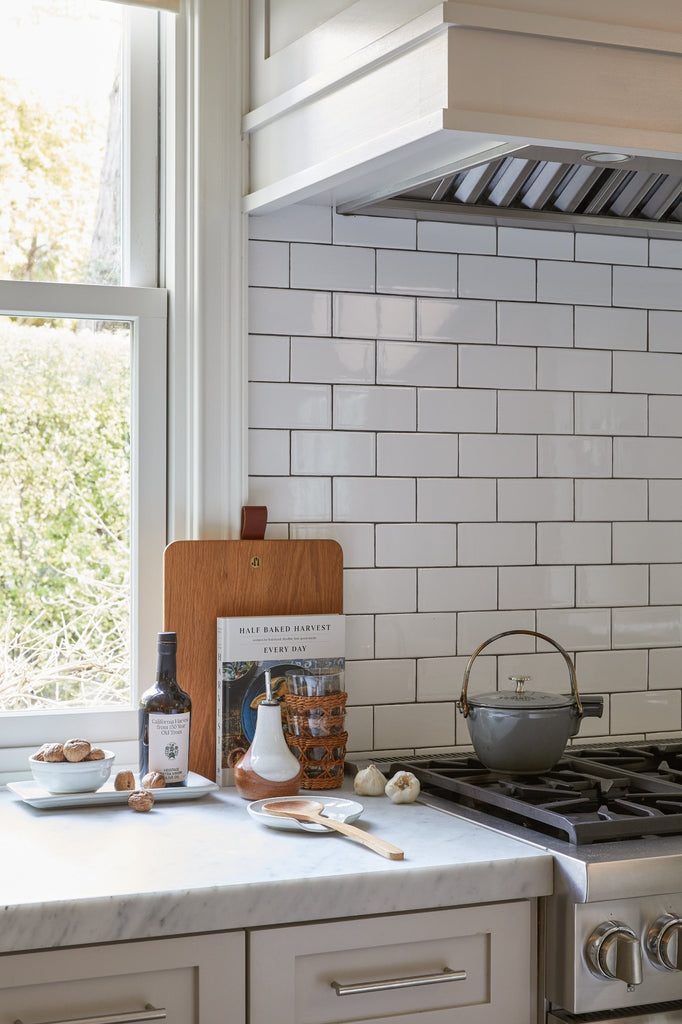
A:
[29,739,115,794]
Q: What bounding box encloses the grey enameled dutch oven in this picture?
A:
[457,629,603,774]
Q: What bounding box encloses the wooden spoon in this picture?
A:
[262,799,404,860]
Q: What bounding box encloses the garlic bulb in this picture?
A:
[385,770,420,803]
[353,763,388,796]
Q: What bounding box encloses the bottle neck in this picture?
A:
[155,647,177,688]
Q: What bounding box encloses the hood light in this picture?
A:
[583,152,633,166]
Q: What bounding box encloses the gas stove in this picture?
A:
[357,742,682,1023]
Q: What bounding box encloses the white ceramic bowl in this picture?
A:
[29,750,116,794]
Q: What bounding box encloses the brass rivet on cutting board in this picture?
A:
[250,555,261,568]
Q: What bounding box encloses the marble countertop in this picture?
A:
[1,781,553,955]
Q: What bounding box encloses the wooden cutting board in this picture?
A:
[163,539,343,781]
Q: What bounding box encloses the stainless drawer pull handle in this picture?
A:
[15,1005,167,1024]
[331,967,466,996]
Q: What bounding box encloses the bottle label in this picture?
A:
[147,712,190,783]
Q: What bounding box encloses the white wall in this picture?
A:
[247,203,682,758]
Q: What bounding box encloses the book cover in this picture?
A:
[216,613,345,786]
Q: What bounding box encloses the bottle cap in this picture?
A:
[158,631,177,645]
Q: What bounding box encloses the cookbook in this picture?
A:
[216,613,345,786]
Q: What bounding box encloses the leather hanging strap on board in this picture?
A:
[240,505,267,540]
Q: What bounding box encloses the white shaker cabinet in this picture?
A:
[0,932,244,1024]
[249,901,537,1024]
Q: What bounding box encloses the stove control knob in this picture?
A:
[646,914,682,971]
[586,921,643,986]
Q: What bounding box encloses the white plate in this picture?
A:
[247,795,363,833]
[7,771,219,809]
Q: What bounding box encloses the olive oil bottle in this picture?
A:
[139,632,192,785]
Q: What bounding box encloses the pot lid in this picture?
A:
[468,675,576,711]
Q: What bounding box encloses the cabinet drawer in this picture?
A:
[249,902,535,1024]
[0,933,244,1024]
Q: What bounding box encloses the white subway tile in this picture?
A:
[613,607,682,648]
[248,429,290,475]
[499,226,573,260]
[418,387,496,433]
[497,651,569,693]
[537,608,611,650]
[249,287,331,336]
[418,655,496,702]
[650,395,682,436]
[649,310,682,353]
[249,204,331,242]
[290,522,374,568]
[377,249,457,296]
[575,649,647,693]
[344,569,416,615]
[378,340,458,386]
[345,659,416,705]
[615,438,682,478]
[333,477,415,522]
[248,335,290,382]
[291,336,374,384]
[456,611,535,655]
[418,478,497,522]
[344,705,374,752]
[575,393,647,436]
[292,430,375,475]
[458,523,535,565]
[345,614,375,660]
[575,305,647,350]
[613,351,682,394]
[334,385,416,431]
[418,220,496,254]
[537,523,611,564]
[537,259,611,305]
[291,242,374,292]
[614,265,682,310]
[498,390,573,433]
[334,292,415,340]
[459,344,536,389]
[418,566,498,612]
[537,347,611,391]
[497,301,573,347]
[539,436,612,477]
[417,297,496,343]
[576,565,648,607]
[498,478,574,521]
[460,254,536,301]
[377,432,458,476]
[650,480,682,519]
[376,523,457,567]
[499,565,574,609]
[374,702,456,749]
[460,434,536,477]
[375,612,457,659]
[249,382,330,428]
[332,210,416,249]
[248,476,330,521]
[613,521,682,563]
[576,233,647,266]
[248,240,289,287]
[651,564,682,605]
[575,479,647,521]
[649,648,682,689]
[611,688,682,733]
[650,239,682,268]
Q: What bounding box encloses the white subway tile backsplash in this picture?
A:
[575,479,647,521]
[497,478,574,522]
[536,608,611,650]
[248,476,330,521]
[249,382,330,429]
[538,259,611,305]
[498,565,574,609]
[458,523,535,565]
[377,432,458,476]
[292,430,375,475]
[418,566,497,612]
[575,393,647,436]
[498,390,573,434]
[614,265,682,310]
[249,286,331,336]
[611,688,682,734]
[576,564,648,607]
[497,301,573,347]
[418,221,496,255]
[332,210,416,249]
[459,344,536,390]
[249,203,331,242]
[334,385,416,431]
[575,232,647,266]
[291,336,375,384]
[460,433,536,478]
[615,438,682,478]
[378,340,459,387]
[334,292,415,340]
[345,614,375,660]
[649,395,682,436]
[374,702,456,749]
[291,242,374,292]
[613,521,682,563]
[417,297,496,343]
[345,659,416,704]
[651,564,682,605]
[344,569,416,615]
[418,478,497,522]
[418,654,495,702]
[291,522,374,567]
[248,335,290,382]
[574,305,647,350]
[377,249,457,296]
[649,648,682,689]
[248,240,289,287]
[575,649,647,693]
[613,607,682,649]
[650,480,682,519]
[460,254,536,301]
[376,523,457,567]
[333,477,415,522]
[537,347,611,391]
[498,227,573,260]
[375,612,457,659]
[649,310,682,353]
[537,523,611,564]
[650,239,682,269]
[538,436,612,477]
[497,651,569,693]
[248,429,290,475]
[457,611,535,655]
[418,387,496,433]
[614,351,682,394]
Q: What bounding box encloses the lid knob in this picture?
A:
[509,675,531,693]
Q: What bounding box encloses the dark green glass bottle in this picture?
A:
[139,632,192,785]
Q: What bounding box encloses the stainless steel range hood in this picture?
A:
[245,1,682,237]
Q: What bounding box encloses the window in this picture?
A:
[0,0,166,778]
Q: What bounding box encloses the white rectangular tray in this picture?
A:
[8,771,219,809]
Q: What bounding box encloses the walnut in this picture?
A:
[43,743,65,763]
[86,747,105,761]
[63,738,91,762]
[141,771,166,789]
[114,769,136,791]
[128,789,154,812]
[32,743,52,762]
